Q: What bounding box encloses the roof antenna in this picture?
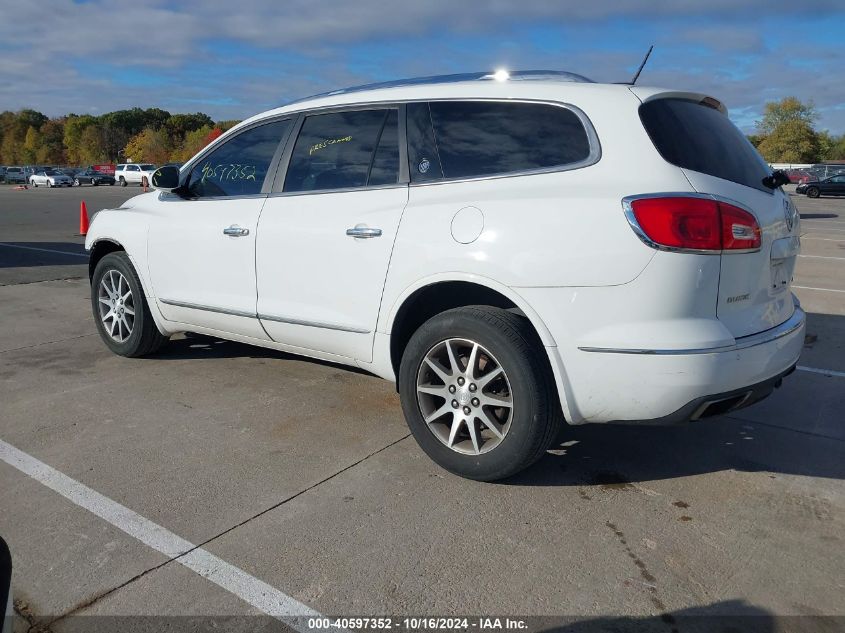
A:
[629,45,654,85]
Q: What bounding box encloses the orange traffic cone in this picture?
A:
[79,201,90,236]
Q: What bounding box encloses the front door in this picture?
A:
[147,118,293,339]
[256,107,408,361]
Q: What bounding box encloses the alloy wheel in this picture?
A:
[97,269,135,342]
[416,338,514,455]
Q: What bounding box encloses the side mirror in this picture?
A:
[151,165,180,192]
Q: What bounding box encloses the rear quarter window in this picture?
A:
[639,98,771,193]
[409,101,593,182]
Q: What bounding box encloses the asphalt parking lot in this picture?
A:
[0,183,843,632]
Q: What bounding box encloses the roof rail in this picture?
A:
[286,70,594,105]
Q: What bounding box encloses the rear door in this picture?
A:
[824,174,845,195]
[255,106,408,361]
[638,96,799,338]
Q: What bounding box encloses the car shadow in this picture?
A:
[140,315,844,486]
[800,213,840,219]
[537,599,806,633]
[145,332,375,377]
[504,407,844,487]
[0,241,86,269]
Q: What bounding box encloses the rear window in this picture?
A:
[423,101,592,180]
[639,98,771,193]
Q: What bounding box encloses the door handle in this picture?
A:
[346,227,382,238]
[223,225,249,237]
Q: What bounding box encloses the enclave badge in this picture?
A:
[783,198,795,231]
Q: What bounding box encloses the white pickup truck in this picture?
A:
[115,163,157,187]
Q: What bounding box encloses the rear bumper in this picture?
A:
[552,306,806,424]
[609,362,797,425]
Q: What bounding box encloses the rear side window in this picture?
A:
[423,101,592,180]
[284,109,399,193]
[187,119,290,198]
[639,98,771,193]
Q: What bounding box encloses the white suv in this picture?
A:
[115,163,157,187]
[85,70,804,480]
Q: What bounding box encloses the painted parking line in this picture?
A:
[797,365,845,379]
[800,237,845,242]
[792,285,845,293]
[0,243,87,258]
[798,255,845,261]
[0,439,320,627]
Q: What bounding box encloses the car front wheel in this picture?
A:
[399,306,560,481]
[119,177,127,187]
[91,252,168,357]
[807,187,820,198]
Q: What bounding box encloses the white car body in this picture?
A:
[86,72,804,427]
[29,170,73,187]
[115,163,157,186]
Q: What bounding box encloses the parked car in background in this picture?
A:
[74,168,116,186]
[115,163,157,186]
[5,167,26,184]
[87,70,805,481]
[29,169,73,187]
[785,169,813,184]
[0,166,6,183]
[796,174,845,198]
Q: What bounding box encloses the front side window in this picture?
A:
[283,108,399,193]
[187,119,290,198]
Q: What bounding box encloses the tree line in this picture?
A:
[2,97,843,168]
[0,107,241,167]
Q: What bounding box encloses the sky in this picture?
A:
[1,0,843,134]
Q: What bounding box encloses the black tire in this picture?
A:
[119,176,127,187]
[92,180,98,186]
[398,306,560,481]
[807,187,820,198]
[91,252,167,357]
[47,180,52,188]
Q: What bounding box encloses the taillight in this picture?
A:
[626,196,761,253]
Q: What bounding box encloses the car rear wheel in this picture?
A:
[91,252,168,357]
[47,180,52,188]
[398,306,560,481]
[119,176,127,187]
[807,187,820,198]
[74,178,80,186]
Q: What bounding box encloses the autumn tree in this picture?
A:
[63,114,98,164]
[755,97,822,163]
[21,126,42,164]
[123,127,172,164]
[37,119,66,164]
[78,126,108,163]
